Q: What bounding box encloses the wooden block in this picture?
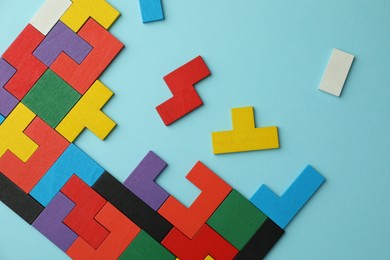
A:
[250,165,325,229]
[212,107,279,154]
[33,21,92,66]
[235,219,284,260]
[0,58,18,117]
[30,0,72,35]
[60,0,120,32]
[319,48,354,97]
[22,69,81,128]
[204,256,214,260]
[0,117,69,193]
[67,203,141,260]
[51,18,123,95]
[0,103,38,162]
[0,172,44,224]
[92,172,173,242]
[2,24,46,100]
[119,230,175,260]
[207,190,267,250]
[30,144,104,207]
[55,80,115,142]
[123,151,169,211]
[32,192,77,252]
[158,161,232,239]
[162,225,238,260]
[156,56,211,126]
[0,114,4,124]
[139,0,164,23]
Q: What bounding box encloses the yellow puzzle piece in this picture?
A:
[60,0,120,32]
[56,80,116,142]
[212,107,279,154]
[0,103,38,162]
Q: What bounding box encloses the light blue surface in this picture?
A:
[251,165,325,229]
[1,0,390,259]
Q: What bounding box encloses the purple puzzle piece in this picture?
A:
[0,58,18,116]
[124,151,170,211]
[32,192,78,252]
[33,21,92,67]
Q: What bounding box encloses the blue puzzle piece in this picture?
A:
[0,114,4,124]
[139,0,164,23]
[250,165,325,229]
[30,144,104,207]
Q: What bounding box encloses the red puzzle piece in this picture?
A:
[61,175,109,249]
[51,18,124,94]
[2,24,46,100]
[0,117,69,193]
[158,161,232,239]
[162,224,238,260]
[156,56,210,125]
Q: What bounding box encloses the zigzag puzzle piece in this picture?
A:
[0,103,38,162]
[60,0,120,32]
[51,18,124,94]
[32,192,78,252]
[139,0,164,23]
[123,151,170,211]
[158,161,232,239]
[0,58,18,117]
[156,56,210,126]
[55,80,116,142]
[251,165,325,229]
[212,106,279,154]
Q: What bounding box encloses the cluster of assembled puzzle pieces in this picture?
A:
[0,0,329,259]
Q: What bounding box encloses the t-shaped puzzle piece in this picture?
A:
[55,80,116,142]
[250,165,325,229]
[0,59,18,117]
[211,106,279,154]
[158,161,232,239]
[156,56,211,126]
[0,103,38,162]
[60,0,120,32]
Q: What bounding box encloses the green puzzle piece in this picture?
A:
[207,189,267,250]
[22,69,81,128]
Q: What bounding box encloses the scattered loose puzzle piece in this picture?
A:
[55,80,115,142]
[0,172,44,224]
[62,175,109,249]
[67,203,141,260]
[33,21,92,67]
[211,106,279,154]
[156,56,211,126]
[30,143,104,207]
[139,0,164,23]
[250,165,325,229]
[162,225,239,260]
[158,161,232,239]
[60,0,120,32]
[207,190,267,250]
[32,192,78,252]
[2,24,46,100]
[0,58,18,117]
[319,48,354,97]
[119,230,175,260]
[0,103,38,162]
[51,18,124,94]
[30,0,72,35]
[0,117,69,193]
[123,151,170,211]
[22,69,81,128]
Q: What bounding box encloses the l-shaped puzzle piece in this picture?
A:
[0,59,18,117]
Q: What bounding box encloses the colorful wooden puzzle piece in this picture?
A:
[139,0,164,23]
[0,58,18,117]
[212,106,279,154]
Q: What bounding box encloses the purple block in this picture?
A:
[33,21,92,67]
[32,192,78,252]
[0,59,18,116]
[124,151,170,210]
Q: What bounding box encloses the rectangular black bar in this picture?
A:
[0,172,44,224]
[92,172,173,242]
[235,218,285,260]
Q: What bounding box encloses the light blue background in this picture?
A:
[1,0,390,259]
